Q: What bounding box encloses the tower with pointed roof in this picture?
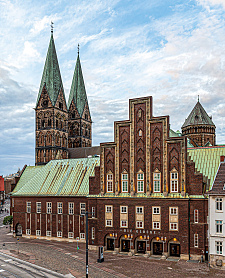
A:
[35,30,68,165]
[182,98,216,147]
[67,48,92,148]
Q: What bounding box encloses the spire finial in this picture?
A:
[198,95,199,102]
[51,21,54,34]
[78,44,79,55]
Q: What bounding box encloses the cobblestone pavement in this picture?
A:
[0,226,224,278]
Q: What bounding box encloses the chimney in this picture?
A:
[220,156,225,162]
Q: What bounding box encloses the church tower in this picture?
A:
[67,47,92,148]
[35,29,68,165]
[182,98,216,147]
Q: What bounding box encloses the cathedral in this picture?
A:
[35,30,92,165]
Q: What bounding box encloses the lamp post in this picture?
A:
[161,237,166,259]
[85,211,88,278]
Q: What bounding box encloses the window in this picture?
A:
[121,220,128,227]
[137,173,144,192]
[153,207,160,214]
[194,234,198,247]
[57,231,62,238]
[216,241,223,255]
[68,203,74,215]
[153,222,160,230]
[122,173,128,192]
[80,233,85,239]
[107,174,113,192]
[68,232,74,239]
[92,207,95,218]
[136,221,143,229]
[106,206,112,213]
[26,229,31,235]
[216,198,223,211]
[46,231,51,237]
[139,129,142,136]
[136,207,143,214]
[58,202,63,214]
[170,223,178,230]
[80,203,86,215]
[170,207,177,215]
[216,220,223,233]
[106,219,112,227]
[153,172,161,192]
[27,202,31,213]
[36,202,41,213]
[121,206,127,213]
[92,227,95,240]
[12,198,14,208]
[194,210,198,223]
[36,230,41,236]
[47,202,52,214]
[171,172,178,192]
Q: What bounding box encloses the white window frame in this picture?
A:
[46,231,51,237]
[57,231,62,238]
[216,220,223,233]
[216,198,223,212]
[136,221,143,229]
[36,202,41,213]
[107,174,113,192]
[136,206,143,214]
[121,220,128,228]
[121,206,127,213]
[194,234,198,247]
[27,202,31,213]
[68,202,74,215]
[92,207,95,218]
[137,173,144,192]
[170,222,178,231]
[122,173,128,193]
[36,230,41,236]
[153,207,160,214]
[58,202,63,214]
[68,232,74,239]
[153,172,161,192]
[194,209,198,223]
[106,205,112,213]
[216,241,223,255]
[170,207,178,215]
[92,227,95,240]
[106,219,112,227]
[153,222,160,230]
[170,172,178,193]
[47,202,52,214]
[80,233,85,239]
[26,229,31,235]
[80,203,86,215]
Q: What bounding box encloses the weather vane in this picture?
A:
[51,21,54,33]
[78,44,80,55]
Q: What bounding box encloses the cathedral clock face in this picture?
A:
[42,100,48,107]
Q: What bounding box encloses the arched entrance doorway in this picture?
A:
[15,223,22,236]
[120,235,131,252]
[135,236,146,254]
[105,234,115,251]
[152,237,163,255]
[168,238,180,257]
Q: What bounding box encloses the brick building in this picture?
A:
[11,96,225,260]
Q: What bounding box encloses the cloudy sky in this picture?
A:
[1,0,225,176]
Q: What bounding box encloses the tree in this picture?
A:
[3,215,13,231]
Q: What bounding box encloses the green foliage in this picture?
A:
[3,215,13,225]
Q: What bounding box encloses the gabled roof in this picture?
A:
[182,100,215,128]
[36,34,65,108]
[208,162,225,195]
[68,54,88,116]
[12,158,99,196]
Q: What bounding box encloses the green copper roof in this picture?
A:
[188,146,225,189]
[182,100,215,128]
[68,54,88,116]
[36,34,65,108]
[12,158,99,196]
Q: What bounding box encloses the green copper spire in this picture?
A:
[68,49,88,116]
[36,33,65,108]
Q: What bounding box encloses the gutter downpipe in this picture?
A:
[188,197,190,260]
